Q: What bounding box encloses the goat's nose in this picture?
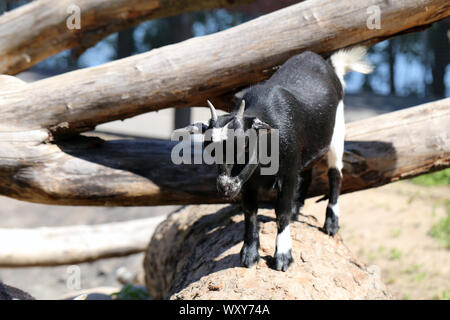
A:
[217,175,241,198]
[216,181,226,194]
[217,175,232,196]
[217,182,231,197]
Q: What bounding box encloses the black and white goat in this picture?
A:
[178,47,373,271]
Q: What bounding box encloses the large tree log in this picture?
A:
[0,216,165,267]
[0,99,448,206]
[0,0,256,75]
[143,204,391,299]
[0,0,448,136]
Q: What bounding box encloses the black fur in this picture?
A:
[207,51,343,271]
[323,168,341,235]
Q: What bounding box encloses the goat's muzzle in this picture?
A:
[217,174,242,199]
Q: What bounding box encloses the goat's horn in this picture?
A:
[237,100,246,119]
[207,100,218,121]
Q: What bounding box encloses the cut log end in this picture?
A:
[144,204,391,300]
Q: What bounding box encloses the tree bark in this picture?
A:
[0,0,255,75]
[0,0,448,136]
[0,216,166,267]
[143,204,391,299]
[0,99,448,206]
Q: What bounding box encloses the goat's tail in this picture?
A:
[330,46,374,86]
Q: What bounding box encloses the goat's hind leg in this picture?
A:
[291,169,312,221]
[324,100,345,236]
[240,186,260,268]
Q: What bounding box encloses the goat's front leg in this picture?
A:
[240,186,260,268]
[274,174,297,271]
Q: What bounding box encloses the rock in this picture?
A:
[144,204,390,300]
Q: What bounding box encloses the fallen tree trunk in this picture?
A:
[0,216,166,267]
[0,0,448,136]
[0,99,448,206]
[0,0,256,75]
[143,204,391,299]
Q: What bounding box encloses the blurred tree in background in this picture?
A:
[1,1,449,105]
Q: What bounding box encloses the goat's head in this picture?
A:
[176,100,273,199]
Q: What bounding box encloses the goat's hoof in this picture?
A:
[323,215,339,236]
[240,244,260,268]
[274,251,293,272]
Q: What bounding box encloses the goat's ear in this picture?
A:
[174,121,208,135]
[252,118,272,131]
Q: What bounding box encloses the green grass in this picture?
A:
[429,200,450,249]
[434,290,450,300]
[390,228,402,238]
[414,272,427,283]
[402,263,422,274]
[389,248,402,260]
[411,168,450,186]
[111,285,151,300]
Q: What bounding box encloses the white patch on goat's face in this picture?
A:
[211,122,231,142]
[276,225,292,255]
[212,128,228,142]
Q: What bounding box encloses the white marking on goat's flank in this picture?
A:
[327,100,344,172]
[327,203,340,217]
[276,225,292,255]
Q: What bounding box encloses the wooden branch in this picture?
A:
[0,0,448,136]
[0,0,255,75]
[0,216,166,267]
[0,99,448,206]
[144,204,390,299]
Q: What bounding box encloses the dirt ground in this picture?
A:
[306,181,449,300]
[0,180,448,300]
